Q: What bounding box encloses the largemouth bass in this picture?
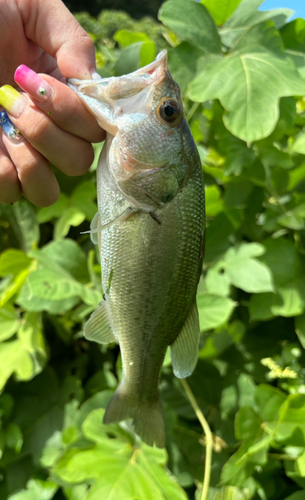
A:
[69,51,205,448]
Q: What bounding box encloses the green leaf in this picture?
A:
[18,268,100,309]
[205,185,224,217]
[249,293,280,321]
[205,266,231,297]
[292,133,305,155]
[188,52,305,143]
[283,492,305,500]
[296,314,305,349]
[235,406,261,440]
[20,268,83,301]
[0,259,37,308]
[220,432,272,487]
[208,486,252,500]
[250,239,305,319]
[274,394,305,446]
[6,423,23,453]
[208,243,274,294]
[0,249,32,278]
[114,30,149,47]
[17,277,80,314]
[8,479,57,500]
[254,384,286,422]
[70,181,97,221]
[53,409,188,500]
[159,0,222,55]
[0,304,20,341]
[140,41,156,67]
[201,0,243,26]
[54,207,86,240]
[219,0,293,46]
[115,43,142,75]
[168,42,207,93]
[223,138,256,176]
[13,369,83,466]
[205,212,234,262]
[0,312,47,391]
[278,205,305,231]
[281,18,305,53]
[296,450,305,477]
[37,239,89,282]
[288,162,305,190]
[231,20,284,54]
[197,293,236,331]
[37,193,68,224]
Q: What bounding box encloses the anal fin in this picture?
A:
[171,302,200,379]
[84,301,117,344]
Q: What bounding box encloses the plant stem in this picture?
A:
[180,379,213,500]
[186,102,200,123]
[268,453,296,461]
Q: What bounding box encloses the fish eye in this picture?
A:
[158,99,181,124]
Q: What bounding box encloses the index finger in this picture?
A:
[14,68,105,143]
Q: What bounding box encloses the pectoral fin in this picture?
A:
[170,302,200,378]
[90,212,100,245]
[81,207,138,240]
[84,301,117,344]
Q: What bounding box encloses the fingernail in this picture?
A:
[14,65,52,102]
[91,70,102,81]
[0,85,25,117]
[0,110,23,143]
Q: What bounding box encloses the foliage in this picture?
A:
[1,0,305,499]
[64,0,163,20]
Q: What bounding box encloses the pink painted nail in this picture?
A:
[14,65,52,102]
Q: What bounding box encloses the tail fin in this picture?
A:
[103,384,165,448]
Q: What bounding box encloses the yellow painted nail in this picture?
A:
[0,85,24,117]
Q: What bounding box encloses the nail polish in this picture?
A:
[0,85,25,117]
[0,110,22,142]
[14,65,52,102]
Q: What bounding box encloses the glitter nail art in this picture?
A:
[0,110,22,142]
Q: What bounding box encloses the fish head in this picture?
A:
[68,51,196,177]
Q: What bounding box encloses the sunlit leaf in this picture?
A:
[189,52,305,142]
[159,0,221,55]
[197,293,236,331]
[201,0,243,26]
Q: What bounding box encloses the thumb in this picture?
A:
[20,0,96,79]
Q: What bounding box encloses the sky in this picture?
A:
[259,0,305,19]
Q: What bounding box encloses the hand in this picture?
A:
[0,0,105,207]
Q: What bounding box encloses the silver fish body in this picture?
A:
[69,51,205,447]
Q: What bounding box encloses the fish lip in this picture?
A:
[124,50,167,78]
[67,50,168,90]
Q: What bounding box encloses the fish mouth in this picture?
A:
[68,50,168,102]
[67,51,169,134]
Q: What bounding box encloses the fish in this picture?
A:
[68,50,205,448]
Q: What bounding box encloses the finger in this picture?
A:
[0,86,95,177]
[19,0,96,79]
[2,133,60,207]
[0,144,21,204]
[14,67,105,143]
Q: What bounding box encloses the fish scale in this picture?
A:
[68,50,205,447]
